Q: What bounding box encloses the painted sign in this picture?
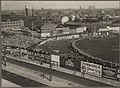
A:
[51,54,60,66]
[102,66,117,80]
[81,61,102,77]
[65,59,74,67]
[117,69,120,81]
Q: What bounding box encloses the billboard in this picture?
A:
[65,59,74,67]
[102,66,117,80]
[81,61,102,77]
[117,69,120,81]
[51,54,60,66]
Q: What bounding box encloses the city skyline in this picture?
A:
[2,1,120,10]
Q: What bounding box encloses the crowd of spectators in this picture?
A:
[1,30,42,57]
[3,34,40,48]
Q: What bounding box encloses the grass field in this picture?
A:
[76,36,119,63]
[35,36,119,63]
[35,39,79,57]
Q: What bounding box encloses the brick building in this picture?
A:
[1,20,24,30]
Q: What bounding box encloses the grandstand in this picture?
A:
[2,29,41,48]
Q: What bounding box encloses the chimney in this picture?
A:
[32,7,34,17]
[25,6,28,16]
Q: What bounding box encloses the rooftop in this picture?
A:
[41,23,59,32]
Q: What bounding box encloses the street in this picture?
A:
[2,57,112,87]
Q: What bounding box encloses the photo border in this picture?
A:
[0,0,120,88]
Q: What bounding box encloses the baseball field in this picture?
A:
[76,36,119,63]
[35,35,119,63]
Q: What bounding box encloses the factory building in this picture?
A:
[1,20,24,30]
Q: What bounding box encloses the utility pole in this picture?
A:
[32,21,34,39]
[81,66,86,88]
[118,1,120,81]
[3,44,7,66]
[32,6,34,39]
[49,54,52,81]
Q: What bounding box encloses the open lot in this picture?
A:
[76,36,119,63]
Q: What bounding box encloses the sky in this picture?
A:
[1,1,120,10]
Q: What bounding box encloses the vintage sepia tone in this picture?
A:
[1,1,120,87]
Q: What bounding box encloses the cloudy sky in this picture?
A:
[1,1,119,10]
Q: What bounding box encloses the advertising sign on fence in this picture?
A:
[81,61,102,77]
[65,59,74,67]
[51,54,60,66]
[102,66,117,80]
[117,69,120,81]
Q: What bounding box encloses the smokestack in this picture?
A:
[25,6,28,16]
[32,7,34,17]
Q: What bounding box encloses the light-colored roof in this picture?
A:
[99,28,108,32]
[65,22,98,26]
[56,27,69,32]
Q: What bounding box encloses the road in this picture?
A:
[2,62,84,87]
[2,69,48,87]
[2,79,21,87]
[2,56,112,87]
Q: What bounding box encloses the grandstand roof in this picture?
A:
[41,23,58,33]
[65,21,113,28]
[65,22,98,26]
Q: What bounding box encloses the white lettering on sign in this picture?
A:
[118,69,120,74]
[51,55,60,66]
[65,59,74,67]
[81,61,102,77]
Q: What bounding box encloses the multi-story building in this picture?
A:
[1,20,24,29]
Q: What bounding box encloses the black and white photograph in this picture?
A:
[1,1,120,87]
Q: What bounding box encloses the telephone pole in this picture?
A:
[49,54,52,81]
[118,1,120,80]
[3,44,7,66]
[32,6,34,39]
[32,21,34,39]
